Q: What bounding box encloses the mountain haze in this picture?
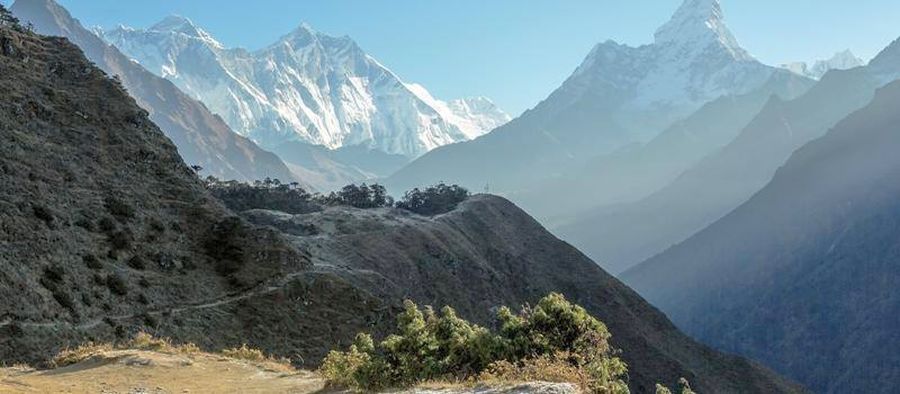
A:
[515,71,814,223]
[558,37,900,272]
[623,78,900,394]
[388,0,786,196]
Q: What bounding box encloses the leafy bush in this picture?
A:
[206,177,321,215]
[83,254,102,270]
[395,183,469,216]
[207,178,398,213]
[106,273,128,296]
[320,183,393,209]
[656,378,695,394]
[204,216,247,276]
[108,229,133,251]
[103,195,135,221]
[127,255,146,270]
[32,204,54,224]
[319,293,629,393]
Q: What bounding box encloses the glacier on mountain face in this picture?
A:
[103,17,509,158]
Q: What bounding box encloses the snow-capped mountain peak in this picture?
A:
[550,0,777,144]
[275,22,320,45]
[148,15,222,48]
[405,83,512,139]
[780,49,865,80]
[103,19,510,158]
[654,0,751,61]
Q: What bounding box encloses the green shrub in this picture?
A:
[319,183,393,209]
[32,204,54,224]
[206,177,321,214]
[83,254,102,270]
[395,183,469,216]
[52,288,75,310]
[656,378,695,394]
[97,216,116,233]
[320,293,628,393]
[127,255,146,270]
[104,196,135,221]
[108,230,133,251]
[204,217,247,276]
[43,265,65,283]
[106,273,128,296]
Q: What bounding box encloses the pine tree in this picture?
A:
[0,5,22,30]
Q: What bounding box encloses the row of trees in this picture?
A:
[203,175,470,216]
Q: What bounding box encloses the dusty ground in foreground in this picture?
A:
[0,350,327,394]
[0,349,578,394]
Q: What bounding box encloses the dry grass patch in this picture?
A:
[50,333,199,368]
[49,333,294,374]
[478,353,589,389]
[51,342,114,367]
[127,332,201,355]
[222,344,294,373]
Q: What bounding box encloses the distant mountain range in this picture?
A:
[387,0,792,198]
[557,36,900,273]
[623,76,900,394]
[780,50,865,80]
[102,18,510,159]
[514,69,814,225]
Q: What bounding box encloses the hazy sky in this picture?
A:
[38,0,900,115]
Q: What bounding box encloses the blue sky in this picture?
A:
[40,0,900,116]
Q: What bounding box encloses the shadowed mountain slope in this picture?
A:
[624,79,900,393]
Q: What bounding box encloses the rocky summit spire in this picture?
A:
[653,0,750,60]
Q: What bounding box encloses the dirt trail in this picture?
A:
[0,265,326,332]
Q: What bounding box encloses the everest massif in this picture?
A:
[102,17,510,158]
